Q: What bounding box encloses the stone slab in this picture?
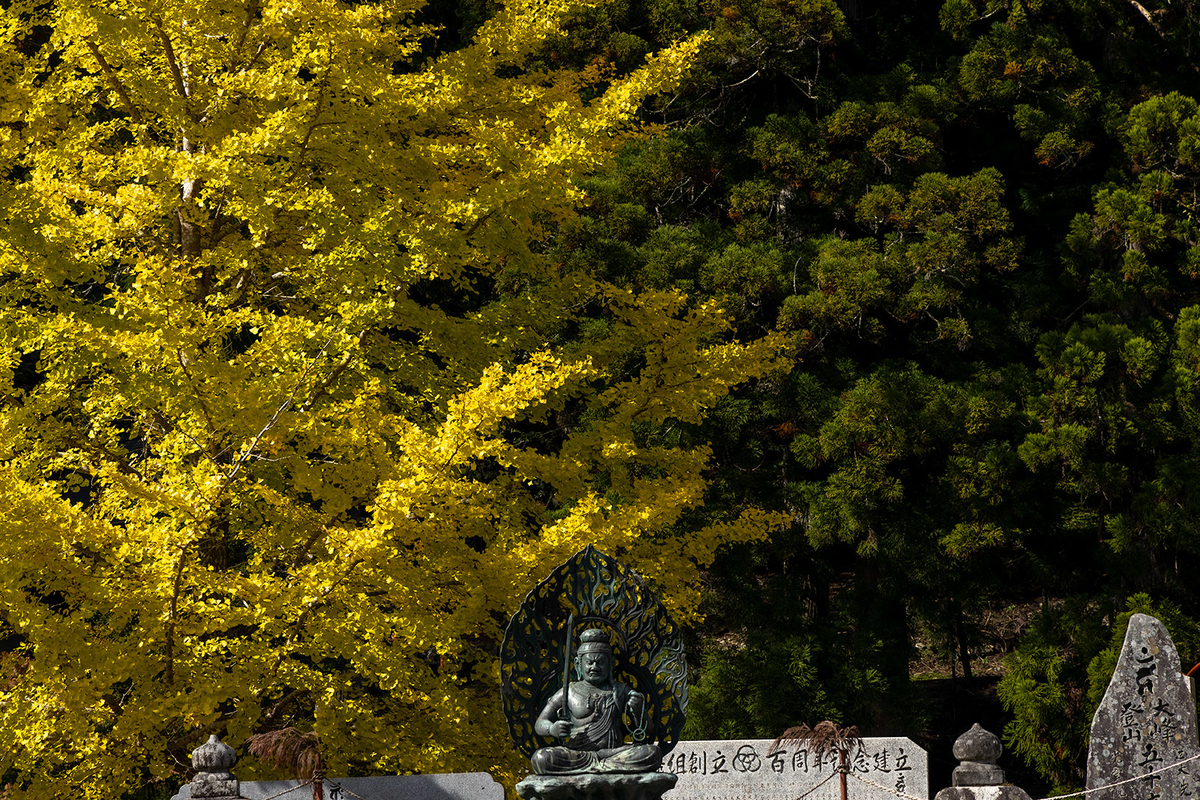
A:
[935,789,1032,800]
[190,777,240,798]
[517,771,678,800]
[1086,613,1200,800]
[171,772,504,800]
[659,738,928,800]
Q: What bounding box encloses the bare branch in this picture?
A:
[296,80,330,168]
[464,209,496,237]
[246,40,268,71]
[290,528,329,571]
[266,559,364,680]
[178,348,220,439]
[299,332,364,411]
[260,688,310,727]
[215,334,338,500]
[724,69,760,89]
[1126,0,1166,34]
[229,0,262,72]
[1120,0,1200,80]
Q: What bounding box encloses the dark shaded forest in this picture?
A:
[474,0,1200,793]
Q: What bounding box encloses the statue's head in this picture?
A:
[575,628,614,684]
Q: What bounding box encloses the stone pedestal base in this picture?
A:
[516,772,678,800]
[936,788,1033,800]
[190,774,240,798]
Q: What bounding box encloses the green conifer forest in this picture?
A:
[519,0,1200,793]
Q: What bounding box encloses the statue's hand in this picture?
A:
[549,720,572,739]
[626,690,645,716]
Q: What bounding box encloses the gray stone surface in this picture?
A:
[935,724,1031,800]
[951,763,1004,788]
[952,724,1002,764]
[517,771,677,800]
[171,773,504,800]
[1086,613,1200,799]
[951,724,1005,787]
[934,789,1032,800]
[659,738,928,800]
[190,777,241,799]
[188,735,241,799]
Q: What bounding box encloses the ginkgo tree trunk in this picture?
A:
[0,0,782,797]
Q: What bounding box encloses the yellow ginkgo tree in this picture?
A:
[0,0,782,796]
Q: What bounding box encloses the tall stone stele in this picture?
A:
[1086,613,1200,800]
[501,546,687,800]
[934,724,1031,800]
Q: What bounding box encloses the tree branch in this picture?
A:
[178,348,220,441]
[214,334,338,502]
[228,0,262,72]
[260,688,310,726]
[153,19,191,101]
[267,559,363,680]
[164,546,188,685]
[299,331,364,411]
[290,528,329,572]
[1126,0,1166,35]
[296,79,330,168]
[1120,0,1200,80]
[84,40,144,127]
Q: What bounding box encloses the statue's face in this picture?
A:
[576,650,613,684]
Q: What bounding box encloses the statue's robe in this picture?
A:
[531,681,662,774]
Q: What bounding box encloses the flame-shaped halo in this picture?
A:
[501,545,688,759]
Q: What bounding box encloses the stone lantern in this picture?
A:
[189,735,243,799]
[934,724,1032,800]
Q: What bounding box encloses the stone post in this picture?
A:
[189,735,244,800]
[934,724,1032,800]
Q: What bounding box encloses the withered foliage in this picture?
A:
[770,721,862,762]
[248,727,324,800]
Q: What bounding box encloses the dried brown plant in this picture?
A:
[770,720,862,761]
[247,727,324,800]
[771,722,863,800]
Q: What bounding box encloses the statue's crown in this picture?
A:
[577,628,612,654]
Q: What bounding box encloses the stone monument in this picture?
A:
[662,737,928,800]
[934,724,1030,800]
[173,772,504,800]
[188,735,244,800]
[172,736,505,800]
[1086,613,1200,799]
[502,545,686,800]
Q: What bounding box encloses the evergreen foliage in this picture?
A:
[534,0,1200,791]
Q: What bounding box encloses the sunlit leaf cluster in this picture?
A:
[0,1,782,796]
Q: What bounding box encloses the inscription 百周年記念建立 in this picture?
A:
[660,738,928,800]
